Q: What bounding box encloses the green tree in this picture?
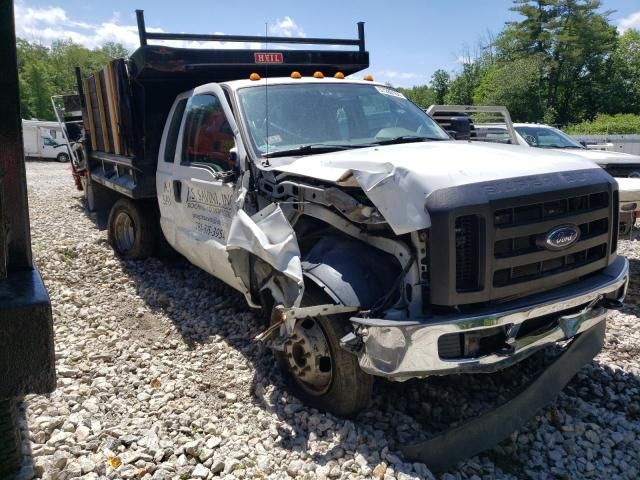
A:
[445,63,483,105]
[606,29,640,115]
[16,38,129,120]
[495,0,618,124]
[23,62,53,120]
[474,57,544,121]
[397,85,436,109]
[430,69,450,104]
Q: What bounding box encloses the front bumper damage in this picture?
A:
[401,319,607,471]
[350,256,628,380]
[350,256,628,471]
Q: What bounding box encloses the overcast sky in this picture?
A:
[13,0,640,87]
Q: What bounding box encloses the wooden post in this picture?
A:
[83,78,98,151]
[94,73,110,152]
[104,62,121,155]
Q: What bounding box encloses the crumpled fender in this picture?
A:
[226,203,304,308]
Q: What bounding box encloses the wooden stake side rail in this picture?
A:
[83,59,129,157]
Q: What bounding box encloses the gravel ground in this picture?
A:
[14,161,640,480]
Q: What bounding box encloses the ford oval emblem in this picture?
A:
[541,224,581,251]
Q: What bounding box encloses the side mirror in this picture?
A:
[579,141,588,147]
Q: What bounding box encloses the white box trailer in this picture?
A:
[22,119,70,162]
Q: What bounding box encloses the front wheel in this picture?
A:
[56,152,70,163]
[107,198,157,259]
[273,293,373,417]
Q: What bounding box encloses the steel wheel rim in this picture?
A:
[58,153,69,162]
[284,317,333,395]
[113,211,135,253]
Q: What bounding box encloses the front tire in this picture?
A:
[108,198,157,259]
[0,398,22,477]
[273,291,373,417]
[56,152,70,163]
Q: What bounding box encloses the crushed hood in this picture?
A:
[268,141,603,234]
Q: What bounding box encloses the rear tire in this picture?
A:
[0,398,22,478]
[272,290,373,417]
[108,198,157,259]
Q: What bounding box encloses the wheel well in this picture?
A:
[302,235,402,309]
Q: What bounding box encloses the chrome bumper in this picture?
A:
[350,256,629,380]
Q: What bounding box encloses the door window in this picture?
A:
[164,98,187,163]
[43,137,56,146]
[182,95,235,172]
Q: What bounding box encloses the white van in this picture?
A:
[22,119,70,162]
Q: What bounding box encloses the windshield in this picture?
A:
[515,125,584,149]
[237,83,450,157]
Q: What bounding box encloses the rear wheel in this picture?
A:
[273,291,373,417]
[0,398,22,477]
[108,198,157,259]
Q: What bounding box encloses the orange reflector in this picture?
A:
[313,71,324,79]
[334,72,345,79]
[249,73,261,81]
[363,74,374,81]
[291,71,302,79]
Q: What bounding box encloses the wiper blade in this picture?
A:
[541,145,583,149]
[263,144,361,158]
[373,135,441,146]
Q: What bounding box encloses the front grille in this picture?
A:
[455,215,480,292]
[489,191,610,296]
[449,190,612,304]
[426,169,617,307]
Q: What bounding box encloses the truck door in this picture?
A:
[158,88,243,290]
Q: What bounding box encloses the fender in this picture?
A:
[302,236,402,308]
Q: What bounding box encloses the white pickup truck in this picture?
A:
[72,11,629,469]
[428,105,640,236]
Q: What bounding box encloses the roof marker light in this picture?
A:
[363,74,374,81]
[334,72,345,79]
[313,71,324,79]
[249,73,261,81]
[291,71,302,79]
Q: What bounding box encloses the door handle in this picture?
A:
[173,180,182,202]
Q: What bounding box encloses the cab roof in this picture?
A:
[222,76,386,91]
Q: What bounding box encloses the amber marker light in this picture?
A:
[334,72,345,79]
[313,71,325,78]
[249,73,261,81]
[363,74,374,81]
[291,71,302,79]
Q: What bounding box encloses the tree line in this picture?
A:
[398,0,640,131]
[17,39,128,120]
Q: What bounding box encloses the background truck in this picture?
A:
[22,119,70,162]
[1,5,56,477]
[72,10,629,469]
[427,105,640,236]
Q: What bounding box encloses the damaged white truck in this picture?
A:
[69,11,629,469]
